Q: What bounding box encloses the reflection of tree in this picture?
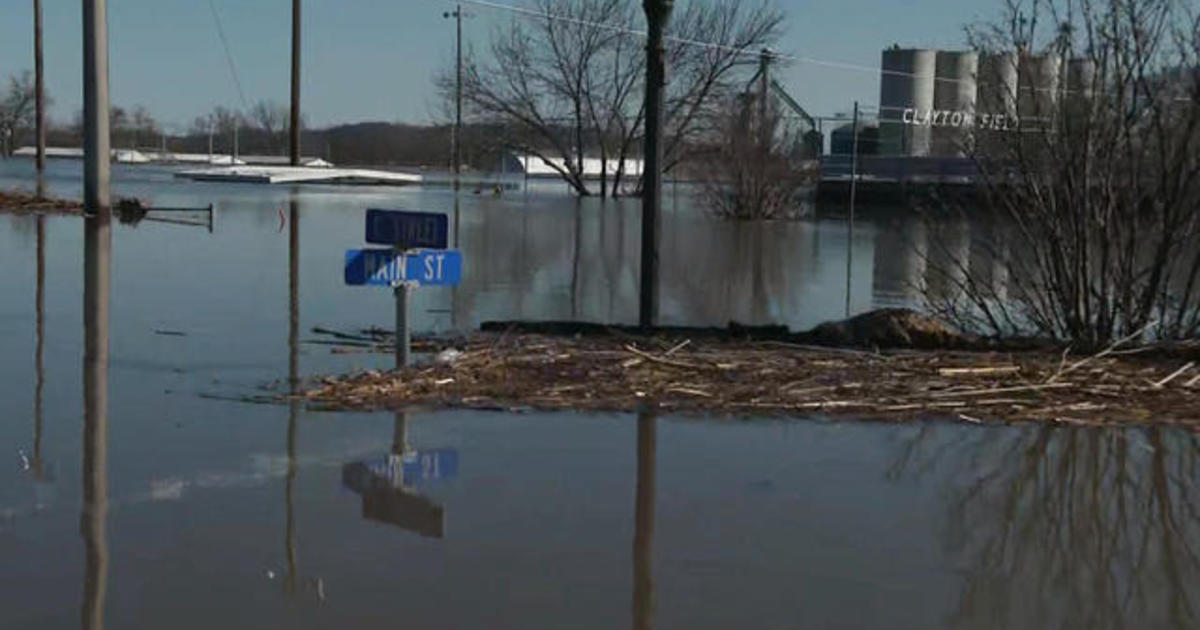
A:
[891,426,1200,630]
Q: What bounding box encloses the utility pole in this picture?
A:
[639,0,673,328]
[83,0,111,215]
[34,0,46,196]
[845,101,860,318]
[444,4,465,188]
[758,49,771,147]
[82,3,112,629]
[290,0,301,166]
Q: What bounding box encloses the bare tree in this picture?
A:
[450,0,784,197]
[698,92,815,219]
[0,72,37,156]
[251,100,290,152]
[926,0,1200,346]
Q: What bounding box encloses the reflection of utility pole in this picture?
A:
[285,196,301,596]
[31,216,47,479]
[289,0,301,166]
[33,0,46,197]
[633,411,657,630]
[639,0,674,328]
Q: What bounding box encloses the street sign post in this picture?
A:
[344,248,463,287]
[345,209,461,368]
[365,209,449,249]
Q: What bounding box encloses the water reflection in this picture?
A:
[632,411,657,630]
[890,426,1200,629]
[340,411,447,538]
[27,216,52,486]
[81,209,110,630]
[446,200,1017,331]
[283,197,313,599]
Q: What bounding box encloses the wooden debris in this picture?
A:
[293,332,1200,428]
[937,365,1021,377]
[1152,362,1194,388]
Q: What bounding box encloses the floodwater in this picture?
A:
[1,159,1197,629]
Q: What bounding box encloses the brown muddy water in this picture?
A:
[1,159,1196,629]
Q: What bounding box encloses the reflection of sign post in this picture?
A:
[344,209,463,368]
[363,450,460,487]
[342,462,446,538]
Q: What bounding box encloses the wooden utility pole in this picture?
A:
[639,0,673,328]
[83,0,111,214]
[845,101,860,318]
[290,0,301,166]
[444,4,465,187]
[34,0,46,196]
[82,3,112,628]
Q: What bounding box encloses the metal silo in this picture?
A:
[879,48,937,157]
[977,52,1018,121]
[976,52,1019,156]
[1018,53,1060,127]
[933,51,978,156]
[1064,57,1096,99]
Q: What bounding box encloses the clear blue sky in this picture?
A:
[0,0,997,129]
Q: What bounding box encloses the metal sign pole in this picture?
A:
[395,282,411,368]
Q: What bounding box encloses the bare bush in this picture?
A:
[698,92,814,219]
[926,0,1200,346]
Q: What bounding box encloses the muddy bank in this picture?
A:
[299,329,1200,427]
[479,308,1049,351]
[0,189,81,214]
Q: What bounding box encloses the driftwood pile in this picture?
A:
[0,190,81,213]
[300,330,1200,427]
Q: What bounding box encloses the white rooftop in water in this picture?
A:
[174,165,422,186]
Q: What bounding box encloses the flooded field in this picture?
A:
[1,159,1197,629]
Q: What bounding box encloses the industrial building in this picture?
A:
[874,46,1096,158]
[818,46,1097,199]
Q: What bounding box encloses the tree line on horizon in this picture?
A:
[0,71,505,168]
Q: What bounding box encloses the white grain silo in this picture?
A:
[1018,53,1061,127]
[879,48,937,157]
[933,51,978,156]
[976,52,1019,156]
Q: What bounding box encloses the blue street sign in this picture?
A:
[362,449,459,488]
[344,249,463,287]
[365,209,449,249]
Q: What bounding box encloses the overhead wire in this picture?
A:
[442,0,1195,103]
[206,0,250,113]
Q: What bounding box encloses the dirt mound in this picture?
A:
[804,308,972,349]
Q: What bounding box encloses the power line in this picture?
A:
[442,0,1195,103]
[206,0,249,113]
